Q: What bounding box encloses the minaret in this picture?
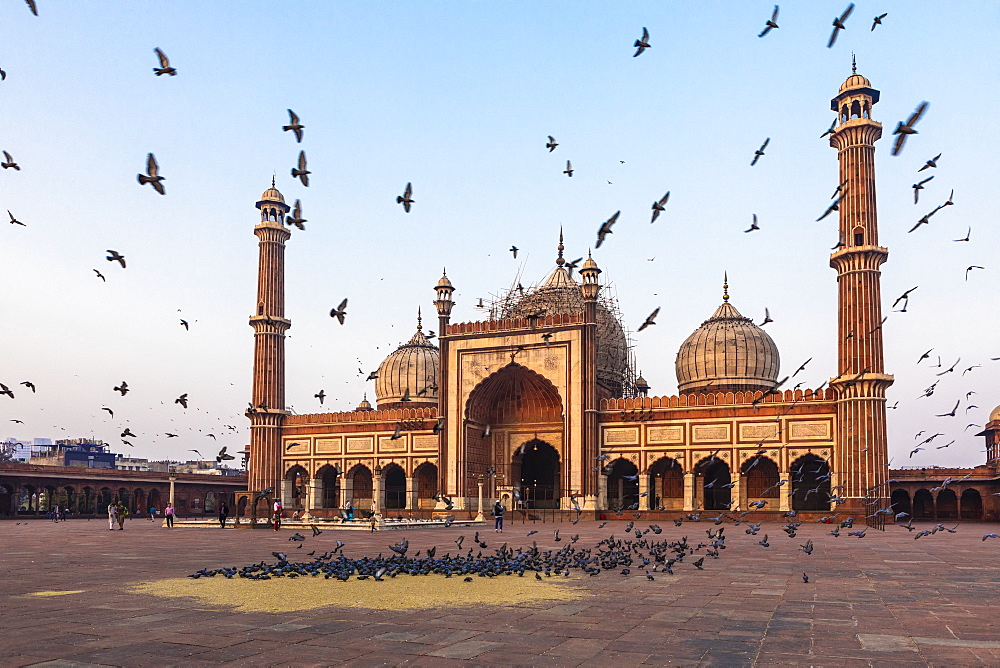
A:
[247,181,291,499]
[433,269,455,502]
[827,64,894,516]
[579,248,601,507]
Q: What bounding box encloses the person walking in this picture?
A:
[108,501,118,531]
[272,499,283,531]
[148,506,158,522]
[492,499,506,533]
[116,502,128,530]
[164,502,175,528]
[218,501,229,529]
[344,499,353,521]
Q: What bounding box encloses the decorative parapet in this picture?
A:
[446,312,583,335]
[600,387,836,411]
[285,407,437,425]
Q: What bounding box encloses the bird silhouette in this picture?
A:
[744,213,760,233]
[106,250,126,268]
[287,200,306,230]
[8,210,25,226]
[137,153,165,194]
[912,176,933,204]
[283,109,304,142]
[152,47,177,76]
[965,266,984,281]
[595,210,619,248]
[180,319,189,330]
[758,5,779,37]
[871,13,887,30]
[953,227,971,242]
[760,307,773,326]
[396,182,413,212]
[563,160,573,177]
[113,381,129,396]
[2,151,19,170]
[175,393,188,409]
[827,4,854,48]
[329,298,348,324]
[292,150,310,186]
[25,0,38,16]
[545,135,558,152]
[315,389,325,405]
[816,196,843,222]
[509,245,518,258]
[892,102,929,156]
[750,138,769,166]
[633,27,650,57]
[918,152,941,172]
[650,191,670,223]
[637,308,659,332]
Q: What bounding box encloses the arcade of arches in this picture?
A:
[278,462,441,517]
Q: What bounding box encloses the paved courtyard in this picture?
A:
[2,517,999,667]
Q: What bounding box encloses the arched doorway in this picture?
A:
[317,465,340,508]
[0,484,11,515]
[285,465,308,510]
[205,491,217,513]
[742,456,779,510]
[349,465,373,507]
[383,464,406,509]
[961,489,983,520]
[466,363,563,499]
[81,487,95,514]
[148,489,161,513]
[696,457,731,511]
[415,462,438,509]
[648,457,683,510]
[606,458,639,510]
[913,489,934,519]
[515,440,560,509]
[936,489,957,519]
[890,489,911,519]
[791,455,831,511]
[133,488,145,514]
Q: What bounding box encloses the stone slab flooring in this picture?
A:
[2,517,999,666]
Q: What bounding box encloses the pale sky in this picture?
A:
[1,2,997,468]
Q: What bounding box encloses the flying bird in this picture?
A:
[0,383,13,399]
[792,358,812,377]
[175,393,188,409]
[153,48,177,76]
[953,227,971,242]
[633,27,650,57]
[892,101,929,156]
[283,109,304,142]
[291,150,310,186]
[2,151,19,170]
[871,13,887,30]
[936,400,959,418]
[827,4,855,48]
[287,200,306,230]
[820,118,837,139]
[965,266,984,281]
[650,191,669,223]
[0,68,5,81]
[760,307,773,326]
[25,0,38,16]
[106,250,126,268]
[7,210,25,226]
[892,286,918,311]
[595,211,619,248]
[329,298,348,324]
[509,245,518,259]
[20,381,35,393]
[93,269,105,281]
[912,176,933,204]
[137,153,165,194]
[315,389,325,405]
[180,319,189,330]
[563,160,573,177]
[545,136,558,152]
[744,213,759,233]
[758,6,779,37]
[637,308,659,332]
[750,138,769,166]
[113,381,129,396]
[816,196,843,222]
[101,407,114,417]
[216,446,235,462]
[918,153,941,172]
[396,182,413,212]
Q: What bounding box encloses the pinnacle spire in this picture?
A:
[416,306,422,331]
[271,174,276,187]
[851,53,857,74]
[556,227,565,266]
[723,271,729,303]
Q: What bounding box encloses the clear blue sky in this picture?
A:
[1,1,997,468]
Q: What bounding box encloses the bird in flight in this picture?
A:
[637,308,659,332]
[2,151,19,170]
[907,207,939,234]
[0,383,14,398]
[93,269,106,281]
[633,27,650,57]
[744,213,760,233]
[595,210,619,248]
[545,136,558,152]
[953,227,971,243]
[816,196,843,222]
[137,153,165,194]
[292,150,310,186]
[871,13,887,31]
[106,250,126,268]
[287,199,306,230]
[20,381,35,392]
[563,160,573,177]
[650,191,669,223]
[918,153,941,172]
[912,176,933,204]
[25,0,38,16]
[283,109,304,143]
[760,307,773,326]
[0,67,5,81]
[750,138,769,166]
[330,298,348,324]
[314,389,326,405]
[936,400,959,418]
[892,101,929,156]
[891,286,918,311]
[113,381,129,396]
[153,48,177,76]
[180,319,189,330]
[216,446,235,462]
[758,6,779,37]
[965,266,984,281]
[792,358,812,377]
[396,182,413,212]
[820,118,837,139]
[7,210,25,226]
[827,4,854,48]
[101,407,114,417]
[509,245,518,259]
[175,393,188,409]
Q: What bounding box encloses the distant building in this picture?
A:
[31,440,116,469]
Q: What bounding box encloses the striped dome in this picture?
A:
[374,320,438,409]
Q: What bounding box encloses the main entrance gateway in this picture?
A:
[514,439,560,509]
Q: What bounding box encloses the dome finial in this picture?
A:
[271,174,276,187]
[556,227,565,266]
[723,271,729,303]
[416,306,422,331]
[851,52,857,74]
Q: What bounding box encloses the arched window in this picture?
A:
[791,455,831,511]
[853,226,865,246]
[841,105,849,122]
[648,457,683,510]
[850,100,861,119]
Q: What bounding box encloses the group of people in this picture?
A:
[47,506,70,522]
[107,501,177,529]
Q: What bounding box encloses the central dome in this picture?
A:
[374,312,439,409]
[675,287,779,395]
[504,264,629,397]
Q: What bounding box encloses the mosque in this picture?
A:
[242,71,1000,522]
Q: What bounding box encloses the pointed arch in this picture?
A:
[648,457,683,510]
[606,457,638,510]
[791,454,831,511]
[465,362,563,425]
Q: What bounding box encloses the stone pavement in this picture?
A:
[2,517,1000,667]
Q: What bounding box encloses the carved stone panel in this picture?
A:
[692,424,731,442]
[604,427,639,446]
[315,438,341,454]
[378,436,406,452]
[412,435,438,451]
[284,439,309,455]
[647,426,684,444]
[346,436,374,453]
[788,421,831,440]
[739,423,782,442]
